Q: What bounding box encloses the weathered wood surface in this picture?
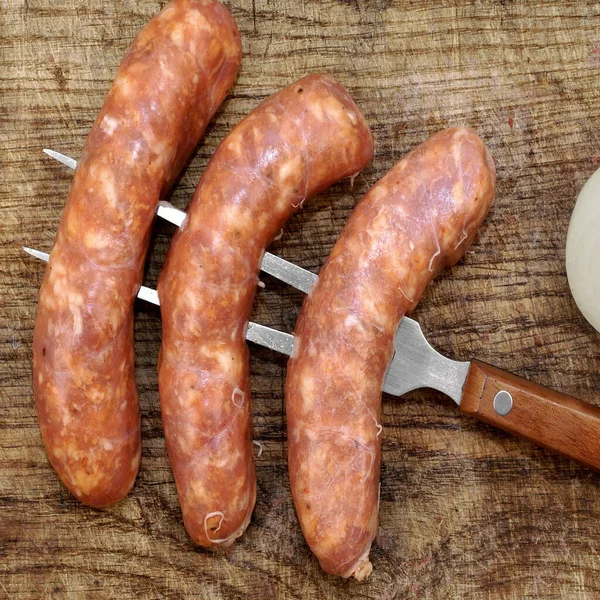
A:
[2,1,600,598]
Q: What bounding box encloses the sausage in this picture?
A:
[157,74,374,547]
[286,128,496,579]
[32,0,242,508]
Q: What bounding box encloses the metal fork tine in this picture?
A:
[43,149,188,229]
[43,149,77,169]
[24,243,456,396]
[22,246,296,356]
[37,149,458,399]
[43,148,319,293]
[23,246,50,262]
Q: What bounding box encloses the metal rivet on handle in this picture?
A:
[493,390,513,416]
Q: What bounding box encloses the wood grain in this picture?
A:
[461,360,600,471]
[2,0,600,598]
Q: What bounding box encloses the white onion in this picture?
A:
[566,167,600,333]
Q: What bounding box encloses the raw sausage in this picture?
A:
[286,128,496,578]
[157,74,374,547]
[33,0,241,509]
[32,0,242,508]
[158,75,373,547]
[287,128,495,578]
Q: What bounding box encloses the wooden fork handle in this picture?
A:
[460,360,600,470]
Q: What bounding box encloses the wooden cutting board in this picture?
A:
[2,1,600,598]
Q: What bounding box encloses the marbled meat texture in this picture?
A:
[286,128,496,579]
[33,0,242,507]
[157,74,374,547]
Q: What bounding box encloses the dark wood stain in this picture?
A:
[2,0,600,598]
[52,64,67,90]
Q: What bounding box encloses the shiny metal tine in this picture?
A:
[43,149,320,292]
[43,149,77,169]
[137,286,160,306]
[23,246,161,306]
[23,246,294,354]
[23,246,50,262]
[382,317,469,404]
[260,252,317,294]
[157,201,186,227]
[40,150,462,398]
[246,322,294,356]
[42,150,187,229]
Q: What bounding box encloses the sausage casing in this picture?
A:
[32,0,241,507]
[286,128,496,578]
[157,74,374,547]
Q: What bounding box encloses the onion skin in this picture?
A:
[566,167,600,333]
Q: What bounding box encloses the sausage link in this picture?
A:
[286,128,496,579]
[157,74,374,547]
[32,0,241,508]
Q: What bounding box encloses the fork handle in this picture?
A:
[460,360,600,470]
